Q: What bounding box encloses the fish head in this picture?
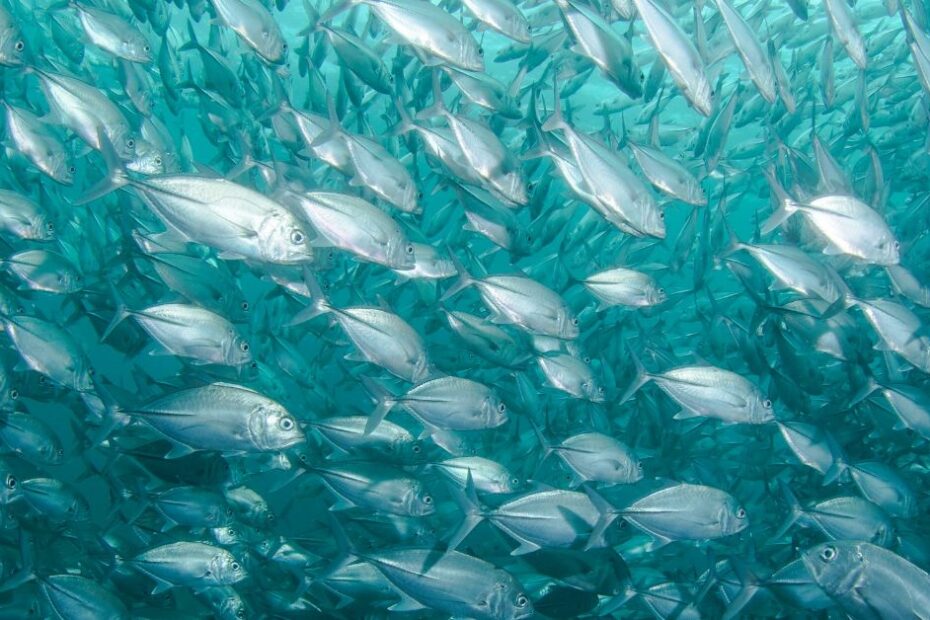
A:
[400,437,427,463]
[393,174,420,214]
[691,74,715,117]
[389,238,417,270]
[872,235,900,266]
[46,153,75,185]
[581,379,606,403]
[0,472,18,505]
[39,440,66,466]
[801,542,864,597]
[751,395,775,424]
[29,214,56,242]
[225,334,254,368]
[558,312,580,340]
[504,15,531,45]
[256,25,287,65]
[482,394,509,428]
[248,403,305,451]
[257,212,314,264]
[403,483,436,516]
[211,550,248,585]
[0,25,24,67]
[493,470,524,494]
[720,500,749,535]
[459,38,485,72]
[485,572,533,620]
[121,36,153,64]
[646,284,667,306]
[127,140,172,175]
[640,202,666,239]
[618,59,644,100]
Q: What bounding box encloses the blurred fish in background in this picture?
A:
[0,0,927,617]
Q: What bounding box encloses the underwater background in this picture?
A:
[0,0,929,617]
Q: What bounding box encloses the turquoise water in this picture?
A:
[0,0,928,617]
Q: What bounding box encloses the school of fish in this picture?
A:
[0,0,928,617]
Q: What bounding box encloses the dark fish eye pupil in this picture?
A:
[15,42,23,51]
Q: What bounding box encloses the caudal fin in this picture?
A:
[75,129,130,205]
[446,470,485,550]
[439,250,475,301]
[760,167,800,235]
[359,376,397,434]
[618,346,654,405]
[288,268,332,326]
[583,485,620,550]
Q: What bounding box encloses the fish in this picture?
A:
[0,0,924,617]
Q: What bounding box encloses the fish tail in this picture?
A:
[618,346,653,405]
[75,129,130,205]
[760,166,800,235]
[100,282,132,343]
[319,0,358,24]
[178,20,201,53]
[446,470,485,550]
[439,250,475,301]
[359,376,397,434]
[413,69,449,123]
[770,479,803,540]
[583,485,619,550]
[288,268,332,325]
[540,74,567,133]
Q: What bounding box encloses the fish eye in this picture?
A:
[46,222,54,233]
[497,402,506,412]
[239,341,250,352]
[5,475,15,489]
[14,41,23,52]
[657,288,665,295]
[236,610,245,619]
[143,44,151,53]
[763,399,772,409]
[478,46,484,56]
[279,417,295,431]
[417,191,423,199]
[659,211,665,220]
[241,301,250,311]
[126,138,135,149]
[597,386,605,394]
[154,156,162,166]
[290,230,305,245]
[68,166,76,174]
[9,389,17,400]
[636,461,643,470]
[571,317,579,326]
[406,244,414,254]
[411,443,422,454]
[736,507,746,519]
[893,241,900,250]
[282,42,288,52]
[516,595,528,608]
[422,495,432,504]
[231,562,240,571]
[583,356,591,364]
[820,546,837,562]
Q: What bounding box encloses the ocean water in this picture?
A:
[0,0,929,617]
